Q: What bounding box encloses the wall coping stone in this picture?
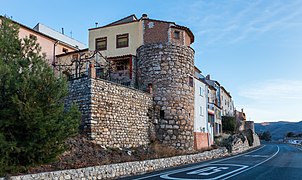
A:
[91,77,151,95]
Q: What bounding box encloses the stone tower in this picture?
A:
[137,43,195,150]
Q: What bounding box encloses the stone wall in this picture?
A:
[252,133,261,147]
[65,77,153,148]
[4,148,228,180]
[89,78,153,148]
[64,77,91,133]
[137,43,195,150]
[230,136,251,154]
[229,133,261,154]
[245,121,255,133]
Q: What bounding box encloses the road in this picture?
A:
[121,143,302,180]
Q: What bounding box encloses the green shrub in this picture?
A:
[0,17,81,176]
[222,116,236,133]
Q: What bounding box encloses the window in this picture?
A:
[62,48,68,53]
[96,37,107,51]
[116,33,129,48]
[200,106,204,116]
[174,30,180,39]
[115,60,127,71]
[200,87,204,96]
[188,77,193,87]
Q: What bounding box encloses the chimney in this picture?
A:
[241,108,244,112]
[206,74,210,80]
[142,14,148,19]
[61,28,64,35]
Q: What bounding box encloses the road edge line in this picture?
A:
[222,145,280,180]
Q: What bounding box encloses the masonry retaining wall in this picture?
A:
[3,148,228,180]
[65,77,154,148]
[1,143,261,179]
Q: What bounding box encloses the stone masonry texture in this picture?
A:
[65,77,153,148]
[1,142,261,179]
[5,148,228,180]
[137,43,195,150]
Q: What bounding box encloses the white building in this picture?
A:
[193,68,213,149]
[220,86,235,117]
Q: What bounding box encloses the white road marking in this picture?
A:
[243,155,269,158]
[133,145,266,180]
[160,164,248,180]
[187,166,229,176]
[222,145,280,180]
[186,166,218,175]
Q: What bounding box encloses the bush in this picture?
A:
[222,116,236,133]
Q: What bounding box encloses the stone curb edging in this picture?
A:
[3,148,229,180]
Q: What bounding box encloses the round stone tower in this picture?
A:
[137,43,195,150]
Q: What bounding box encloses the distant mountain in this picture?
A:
[255,121,302,140]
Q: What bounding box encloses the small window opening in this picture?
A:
[174,30,180,39]
[189,76,193,87]
[160,110,165,119]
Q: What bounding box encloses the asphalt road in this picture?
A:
[121,143,302,180]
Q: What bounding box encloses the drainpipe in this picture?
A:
[53,41,59,72]
[205,84,210,146]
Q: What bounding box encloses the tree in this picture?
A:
[222,116,236,133]
[0,17,81,175]
[286,132,295,137]
[259,131,272,141]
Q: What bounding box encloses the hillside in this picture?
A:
[255,121,302,140]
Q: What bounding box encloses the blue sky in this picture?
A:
[1,0,302,123]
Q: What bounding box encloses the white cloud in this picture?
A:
[239,79,302,100]
[181,0,302,46]
[237,79,302,122]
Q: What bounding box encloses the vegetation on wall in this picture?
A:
[221,116,236,133]
[0,17,81,176]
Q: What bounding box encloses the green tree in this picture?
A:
[222,116,236,133]
[259,131,271,141]
[286,132,295,137]
[0,17,81,176]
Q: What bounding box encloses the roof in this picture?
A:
[0,16,79,50]
[56,48,89,57]
[107,14,138,26]
[194,66,202,74]
[171,25,194,43]
[221,86,232,98]
[107,54,133,60]
[34,23,86,49]
[89,14,195,44]
[89,14,138,31]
